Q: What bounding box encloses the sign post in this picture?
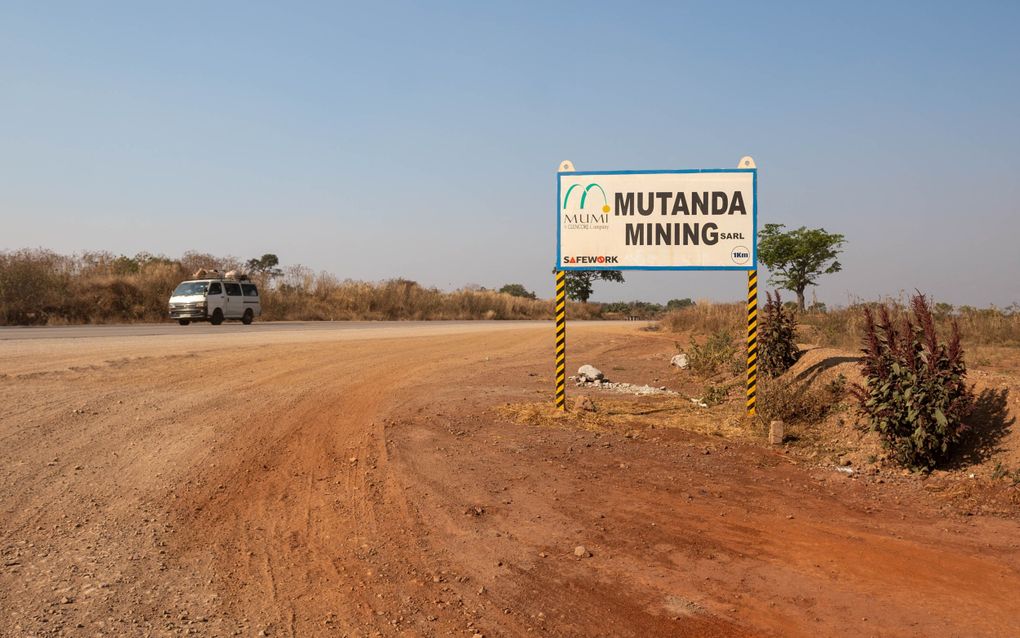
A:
[747,269,758,416]
[555,270,567,410]
[555,157,759,414]
[739,155,758,418]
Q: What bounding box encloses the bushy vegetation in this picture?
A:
[0,249,608,324]
[686,329,741,377]
[498,283,536,299]
[599,300,664,319]
[759,291,800,378]
[666,298,695,310]
[758,374,846,425]
[852,294,975,470]
[594,299,694,320]
[0,250,200,324]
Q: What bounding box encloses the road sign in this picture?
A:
[554,158,760,416]
[556,169,756,271]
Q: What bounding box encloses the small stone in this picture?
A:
[577,365,604,382]
[573,545,588,558]
[670,353,689,369]
[768,421,785,446]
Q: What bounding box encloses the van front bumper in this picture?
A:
[169,305,207,319]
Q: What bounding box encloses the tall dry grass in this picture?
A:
[799,302,1020,349]
[660,301,744,336]
[0,249,603,325]
[262,266,575,321]
[659,297,1020,349]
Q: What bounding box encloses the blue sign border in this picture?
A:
[556,168,758,271]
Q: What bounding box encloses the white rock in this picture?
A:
[671,353,689,369]
[577,365,604,382]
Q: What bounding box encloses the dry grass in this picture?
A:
[497,396,756,441]
[801,304,1020,349]
[660,298,1020,349]
[0,249,604,325]
[660,301,743,336]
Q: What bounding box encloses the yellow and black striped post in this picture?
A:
[746,269,758,416]
[555,270,567,410]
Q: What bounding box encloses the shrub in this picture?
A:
[759,291,800,378]
[687,329,739,377]
[0,249,73,324]
[498,283,536,299]
[666,298,695,310]
[601,301,665,318]
[700,382,734,407]
[758,375,844,424]
[852,293,974,470]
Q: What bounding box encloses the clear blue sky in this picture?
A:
[2,1,1018,306]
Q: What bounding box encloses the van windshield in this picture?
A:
[173,282,209,296]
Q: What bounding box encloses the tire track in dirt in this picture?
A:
[171,334,537,636]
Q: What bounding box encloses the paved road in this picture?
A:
[0,320,549,341]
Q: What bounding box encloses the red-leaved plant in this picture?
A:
[759,290,800,378]
[852,293,974,470]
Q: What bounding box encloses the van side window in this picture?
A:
[224,283,242,296]
[208,282,222,295]
[242,283,259,297]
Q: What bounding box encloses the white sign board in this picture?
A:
[557,169,757,270]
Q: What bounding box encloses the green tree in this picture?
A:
[498,283,536,299]
[666,298,695,310]
[562,270,625,303]
[246,253,283,279]
[757,224,845,311]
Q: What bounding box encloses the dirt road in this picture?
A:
[1,323,1018,637]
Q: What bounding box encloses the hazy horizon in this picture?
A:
[2,2,1018,307]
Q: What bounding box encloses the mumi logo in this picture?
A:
[562,182,611,227]
[562,183,611,213]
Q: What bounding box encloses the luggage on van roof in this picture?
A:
[191,268,249,281]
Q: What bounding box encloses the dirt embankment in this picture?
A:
[1,323,1019,637]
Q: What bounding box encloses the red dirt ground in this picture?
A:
[1,323,1018,637]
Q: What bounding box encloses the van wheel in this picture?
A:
[178,319,190,326]
[210,309,224,326]
[241,309,254,325]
